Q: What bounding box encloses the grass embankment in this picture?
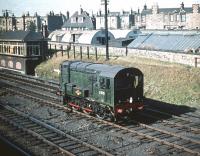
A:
[36,52,200,108]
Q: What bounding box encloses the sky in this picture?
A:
[0,0,200,17]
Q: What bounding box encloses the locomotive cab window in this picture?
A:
[134,75,142,88]
[134,76,139,88]
[106,79,110,89]
[99,77,105,89]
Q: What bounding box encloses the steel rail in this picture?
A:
[0,104,114,156]
[0,111,75,156]
[139,112,200,133]
[0,134,32,156]
[0,74,56,93]
[1,74,200,155]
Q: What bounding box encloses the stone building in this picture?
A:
[0,11,16,32]
[120,10,135,29]
[62,8,96,31]
[96,10,135,30]
[0,11,64,36]
[15,12,41,32]
[135,2,200,30]
[96,10,120,30]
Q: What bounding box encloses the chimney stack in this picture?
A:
[192,4,200,13]
[180,2,184,9]
[66,11,69,19]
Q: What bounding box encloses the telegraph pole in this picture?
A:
[101,0,109,60]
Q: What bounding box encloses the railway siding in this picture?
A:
[0,70,200,156]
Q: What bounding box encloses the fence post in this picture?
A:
[126,46,128,56]
[61,45,63,57]
[87,46,89,59]
[67,47,70,59]
[80,46,82,60]
[95,47,98,61]
[73,45,75,59]
[195,57,198,68]
[55,45,57,57]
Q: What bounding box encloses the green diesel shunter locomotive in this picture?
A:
[60,60,144,120]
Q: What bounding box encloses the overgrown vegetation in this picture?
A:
[36,52,200,108]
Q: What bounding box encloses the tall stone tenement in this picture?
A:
[135,2,200,30]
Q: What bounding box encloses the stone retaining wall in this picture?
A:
[48,41,200,67]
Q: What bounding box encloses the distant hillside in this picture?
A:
[35,52,200,108]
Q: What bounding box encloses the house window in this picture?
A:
[1,59,5,66]
[78,17,83,23]
[137,15,140,22]
[164,15,168,22]
[141,16,145,22]
[170,14,174,22]
[181,14,186,22]
[176,14,179,21]
[71,17,77,23]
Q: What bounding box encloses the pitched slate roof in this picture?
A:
[0,31,44,41]
[47,15,63,31]
[62,11,94,30]
[141,7,193,15]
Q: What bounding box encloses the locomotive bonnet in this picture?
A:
[60,60,144,120]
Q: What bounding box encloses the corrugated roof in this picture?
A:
[128,31,200,52]
[49,30,66,42]
[61,32,72,42]
[77,30,99,44]
[110,30,132,38]
[77,30,114,44]
[0,31,43,41]
[110,29,141,39]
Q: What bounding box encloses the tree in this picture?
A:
[27,21,36,32]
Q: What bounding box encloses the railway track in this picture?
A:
[1,70,199,133]
[0,104,113,156]
[139,107,200,134]
[0,70,59,93]
[0,134,31,156]
[0,70,200,155]
[2,86,200,156]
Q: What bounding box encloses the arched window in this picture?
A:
[8,61,13,68]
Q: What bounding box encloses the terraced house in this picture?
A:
[62,8,96,31]
[135,2,200,30]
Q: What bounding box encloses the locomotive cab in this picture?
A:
[114,68,144,116]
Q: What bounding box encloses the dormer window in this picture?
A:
[78,17,84,23]
[71,17,77,23]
